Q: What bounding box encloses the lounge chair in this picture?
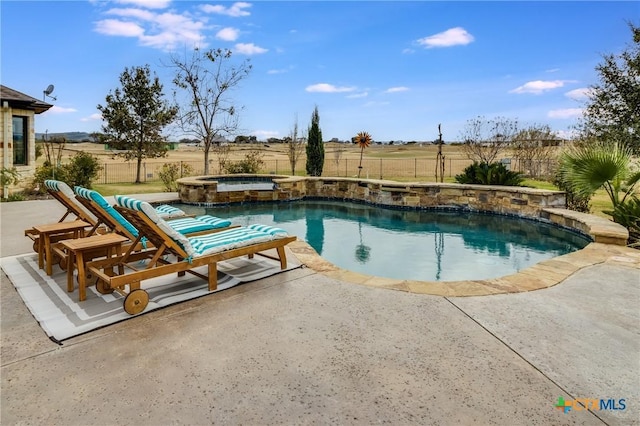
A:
[52,187,235,299]
[72,186,233,241]
[24,180,100,248]
[87,195,296,315]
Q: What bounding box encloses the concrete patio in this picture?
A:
[1,195,638,425]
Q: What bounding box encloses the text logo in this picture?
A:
[555,397,626,413]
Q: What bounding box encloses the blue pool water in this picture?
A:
[174,200,591,282]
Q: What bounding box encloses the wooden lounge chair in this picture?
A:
[24,180,100,248]
[52,187,235,297]
[88,195,297,315]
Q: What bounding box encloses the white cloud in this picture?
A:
[114,0,171,9]
[94,19,145,37]
[81,113,103,122]
[347,92,368,99]
[509,80,571,95]
[267,66,294,74]
[402,48,415,54]
[306,83,356,93]
[216,27,240,41]
[234,43,268,55]
[546,68,560,73]
[385,87,409,93]
[565,87,592,101]
[548,108,583,119]
[417,27,474,48]
[252,130,279,139]
[106,7,155,20]
[94,8,207,50]
[44,106,78,114]
[201,2,252,17]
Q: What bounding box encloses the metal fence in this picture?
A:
[96,157,557,184]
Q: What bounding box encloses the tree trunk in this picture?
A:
[135,155,142,184]
[204,146,210,175]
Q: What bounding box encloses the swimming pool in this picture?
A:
[174,200,591,282]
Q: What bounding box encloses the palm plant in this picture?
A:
[559,141,640,208]
[354,131,372,178]
[559,141,640,244]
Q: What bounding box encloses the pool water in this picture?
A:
[175,200,591,282]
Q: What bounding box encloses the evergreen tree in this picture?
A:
[579,23,640,154]
[305,105,324,176]
[97,65,177,183]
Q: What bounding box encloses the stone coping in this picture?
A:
[289,240,640,297]
[542,208,629,245]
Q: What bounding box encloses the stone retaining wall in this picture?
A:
[177,175,629,245]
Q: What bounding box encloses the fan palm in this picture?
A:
[354,131,372,178]
[559,141,640,208]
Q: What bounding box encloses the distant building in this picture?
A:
[0,85,53,196]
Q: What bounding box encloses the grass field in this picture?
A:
[52,142,615,217]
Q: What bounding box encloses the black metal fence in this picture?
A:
[96,157,558,184]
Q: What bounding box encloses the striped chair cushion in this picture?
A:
[113,196,230,235]
[187,227,273,257]
[45,179,75,200]
[116,195,193,252]
[154,204,186,218]
[75,187,139,238]
[246,224,288,237]
[195,215,232,229]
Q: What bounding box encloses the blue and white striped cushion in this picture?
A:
[116,195,194,253]
[246,224,288,237]
[76,187,139,238]
[188,227,273,257]
[195,215,232,229]
[155,204,186,218]
[46,179,75,199]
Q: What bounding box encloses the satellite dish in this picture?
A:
[43,84,57,102]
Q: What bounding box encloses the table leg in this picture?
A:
[67,250,75,293]
[37,234,44,269]
[77,251,87,302]
[44,234,53,276]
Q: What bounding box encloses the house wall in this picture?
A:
[0,104,36,196]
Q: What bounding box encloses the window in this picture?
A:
[12,116,28,165]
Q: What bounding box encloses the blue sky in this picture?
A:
[2,1,638,142]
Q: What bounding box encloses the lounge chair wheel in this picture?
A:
[33,240,39,253]
[59,257,68,271]
[96,279,114,295]
[123,289,149,315]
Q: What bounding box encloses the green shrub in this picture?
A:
[455,161,524,186]
[0,167,20,187]
[66,151,102,189]
[32,164,69,194]
[159,162,194,192]
[553,171,590,213]
[223,150,264,174]
[608,196,640,245]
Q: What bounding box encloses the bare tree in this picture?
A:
[460,116,518,163]
[167,48,251,174]
[512,124,558,178]
[286,115,305,175]
[333,144,344,174]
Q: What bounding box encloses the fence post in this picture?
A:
[380,158,382,179]
[449,158,452,177]
[414,158,417,178]
[103,163,107,184]
[143,163,146,182]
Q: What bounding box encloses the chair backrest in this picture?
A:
[44,180,97,226]
[74,187,139,241]
[115,195,288,259]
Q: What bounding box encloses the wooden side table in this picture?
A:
[32,220,90,276]
[59,233,128,302]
